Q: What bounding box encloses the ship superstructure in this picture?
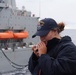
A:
[0,0,39,74]
[0,0,39,50]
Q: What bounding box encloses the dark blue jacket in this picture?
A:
[28,36,76,75]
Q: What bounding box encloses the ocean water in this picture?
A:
[60,29,76,45]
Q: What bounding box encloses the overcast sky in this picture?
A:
[15,0,76,29]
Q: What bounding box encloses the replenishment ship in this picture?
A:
[0,0,39,74]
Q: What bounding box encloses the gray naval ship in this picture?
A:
[0,0,76,75]
[0,0,39,74]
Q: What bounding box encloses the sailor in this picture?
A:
[28,18,76,75]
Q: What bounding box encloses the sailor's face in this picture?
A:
[40,30,56,44]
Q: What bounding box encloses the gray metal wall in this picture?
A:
[0,8,39,45]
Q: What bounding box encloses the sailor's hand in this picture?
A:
[37,41,47,56]
[32,45,39,57]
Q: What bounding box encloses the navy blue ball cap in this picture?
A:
[32,18,58,38]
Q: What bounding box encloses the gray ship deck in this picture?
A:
[0,48,32,75]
